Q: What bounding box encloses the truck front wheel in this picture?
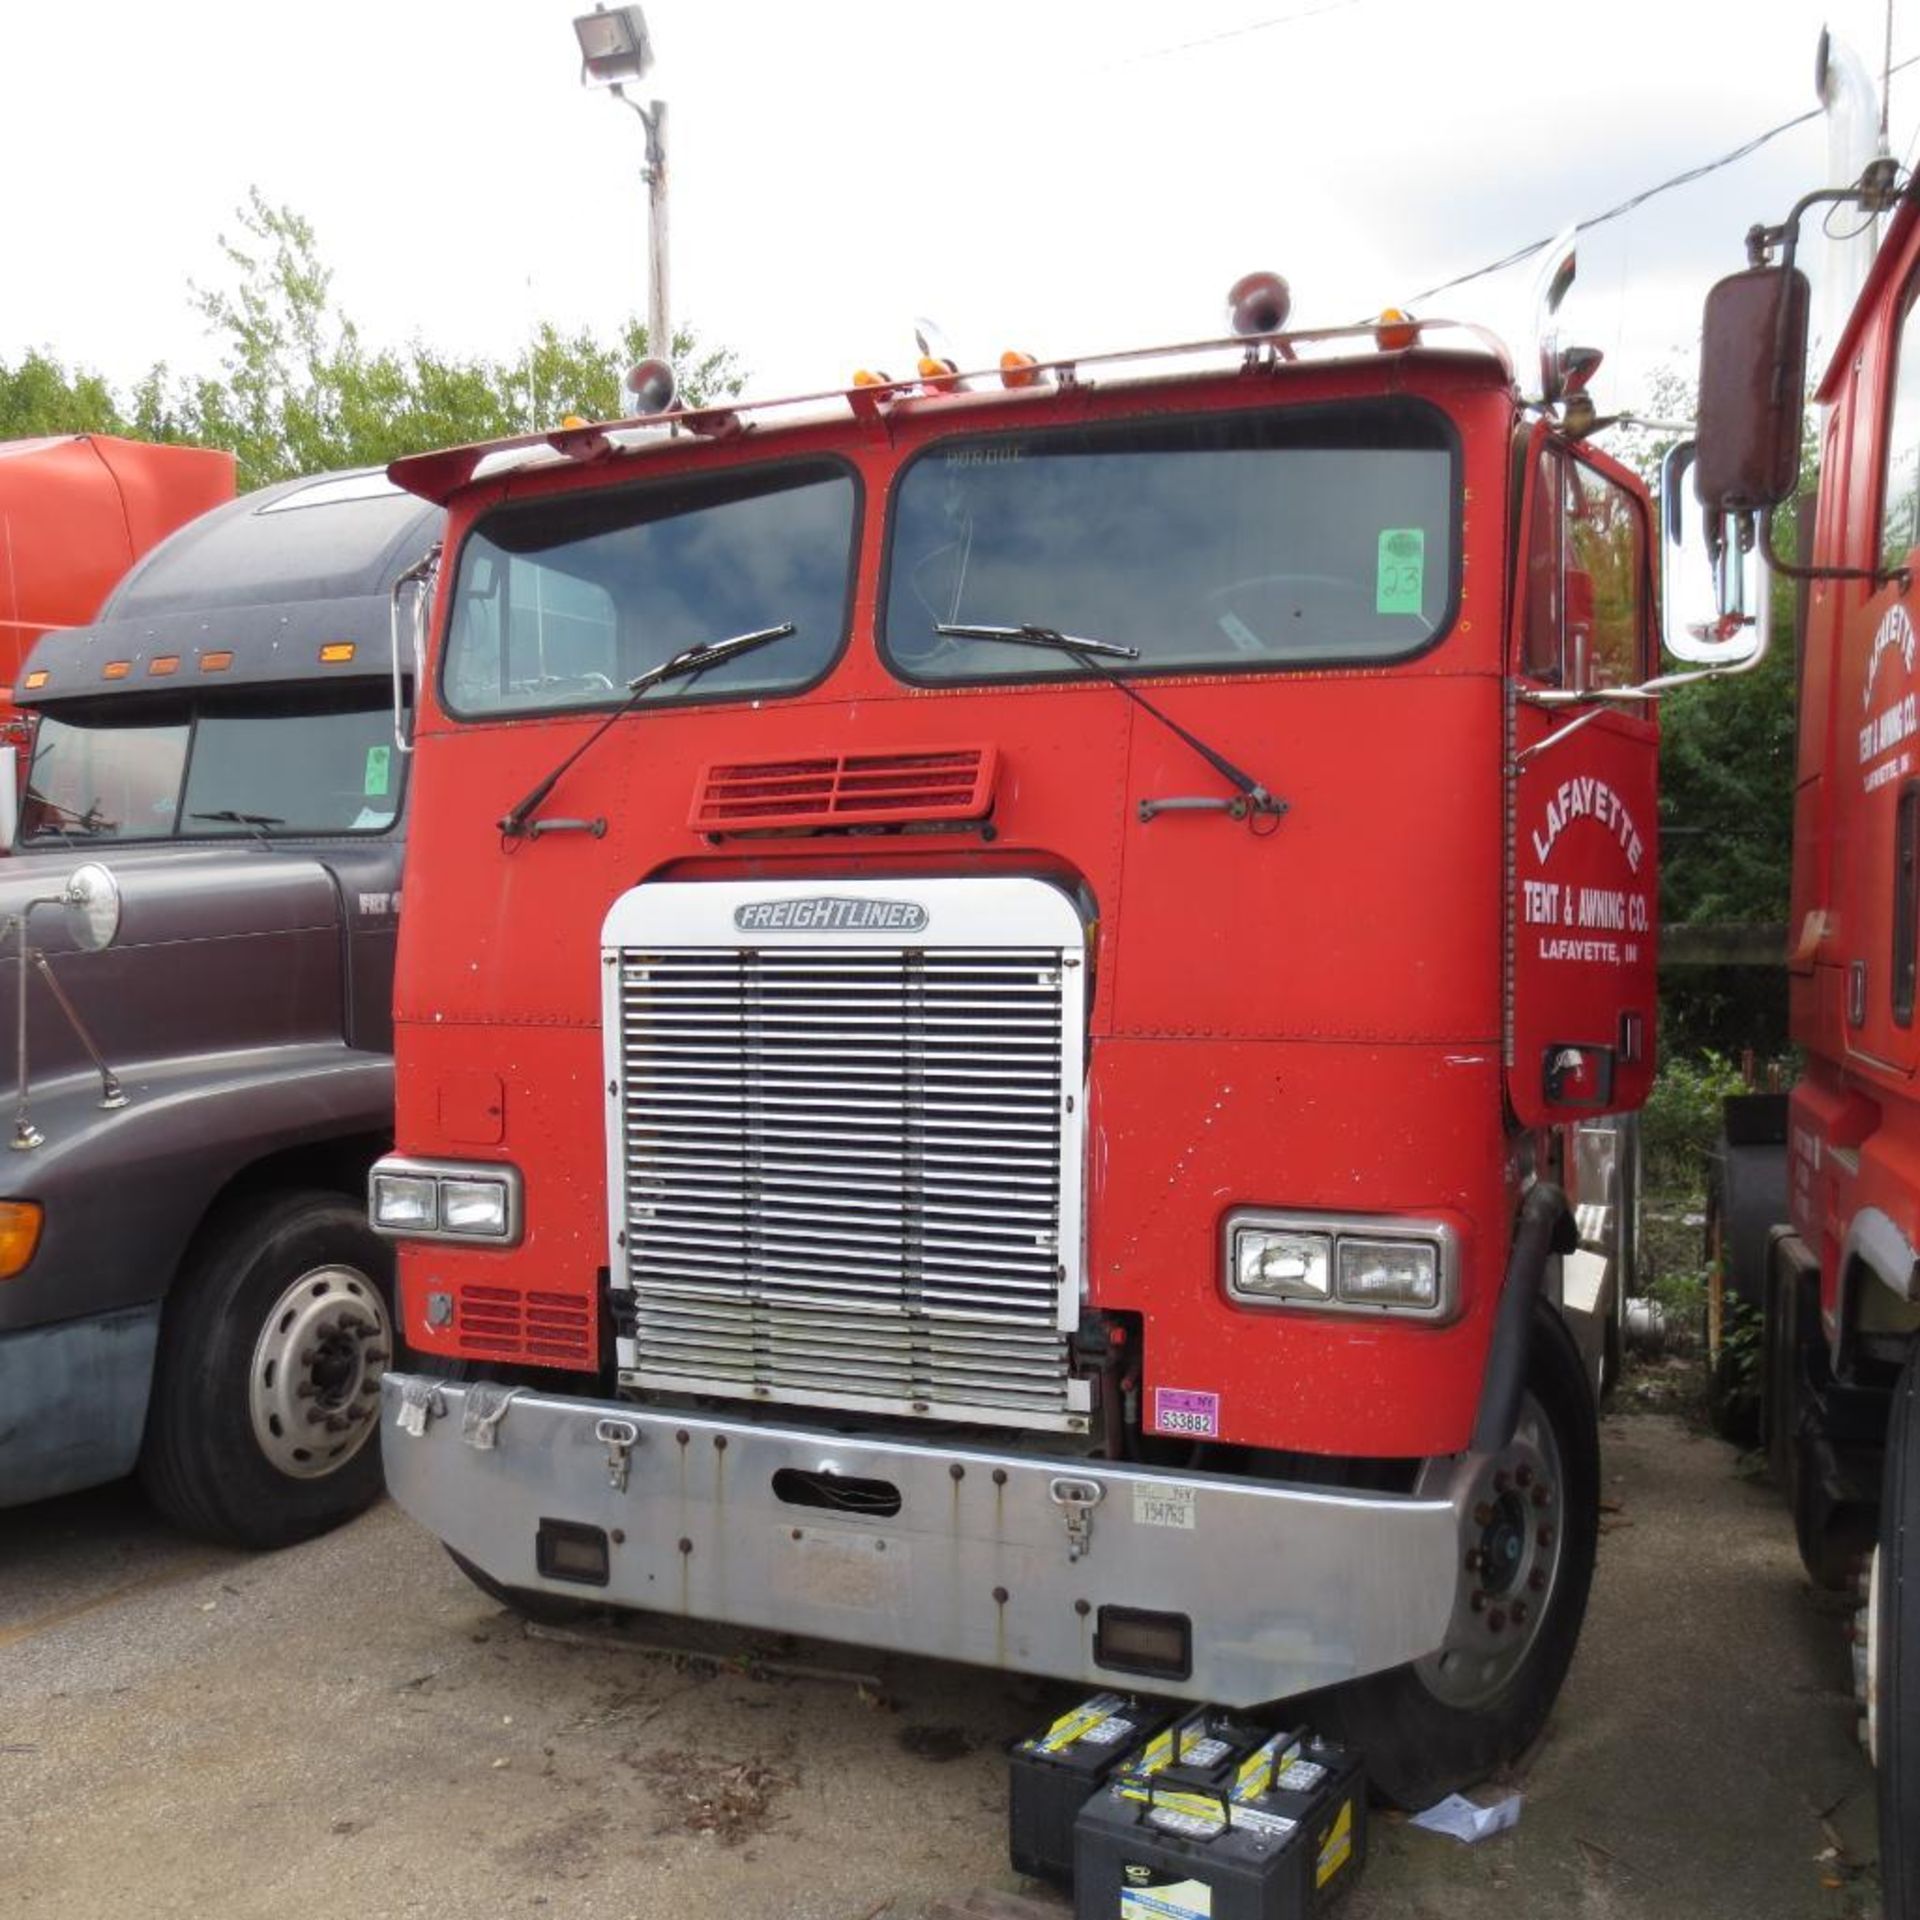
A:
[139,1189,395,1549]
[1877,1343,1919,1920]
[1313,1307,1600,1807]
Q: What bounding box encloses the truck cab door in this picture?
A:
[1508,426,1660,1130]
[1835,277,1920,1080]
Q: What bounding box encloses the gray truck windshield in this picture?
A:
[20,689,402,844]
[881,401,1456,681]
[443,459,856,717]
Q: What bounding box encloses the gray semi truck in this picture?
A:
[0,468,441,1547]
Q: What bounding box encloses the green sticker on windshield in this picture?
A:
[364,745,391,798]
[1377,528,1425,615]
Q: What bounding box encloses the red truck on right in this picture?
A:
[1684,123,1920,1920]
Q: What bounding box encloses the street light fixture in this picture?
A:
[573,4,670,372]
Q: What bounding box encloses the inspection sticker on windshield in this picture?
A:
[1153,1388,1219,1438]
[1132,1481,1197,1530]
[1376,527,1425,614]
[364,745,392,797]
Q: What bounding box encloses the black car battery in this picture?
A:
[1073,1727,1367,1920]
[1008,1692,1181,1883]
[1125,1708,1276,1799]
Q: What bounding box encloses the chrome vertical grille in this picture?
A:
[605,880,1087,1430]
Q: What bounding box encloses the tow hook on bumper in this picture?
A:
[379,1373,1462,1707]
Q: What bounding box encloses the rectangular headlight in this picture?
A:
[369,1157,523,1247]
[1336,1236,1439,1309]
[1231,1227,1332,1302]
[371,1173,438,1232]
[441,1178,510,1238]
[1222,1210,1458,1321]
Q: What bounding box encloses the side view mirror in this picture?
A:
[64,862,122,952]
[1695,263,1809,515]
[1660,442,1769,666]
[0,747,17,852]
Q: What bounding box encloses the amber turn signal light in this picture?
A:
[0,1202,45,1280]
[1375,308,1419,351]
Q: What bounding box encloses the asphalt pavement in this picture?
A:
[0,1408,1883,1919]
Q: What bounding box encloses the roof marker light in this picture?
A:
[148,655,180,676]
[102,661,131,681]
[1227,271,1292,337]
[319,642,357,664]
[1375,308,1419,351]
[200,651,234,673]
[999,350,1046,390]
[851,368,891,389]
[624,357,677,414]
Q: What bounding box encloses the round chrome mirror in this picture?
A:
[64,863,122,952]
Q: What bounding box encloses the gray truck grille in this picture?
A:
[613,944,1083,1427]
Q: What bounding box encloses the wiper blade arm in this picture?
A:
[935,621,1140,662]
[191,809,285,827]
[499,622,797,840]
[933,620,1286,819]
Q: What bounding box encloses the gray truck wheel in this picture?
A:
[1878,1344,1919,1920]
[1310,1308,1601,1806]
[139,1189,394,1549]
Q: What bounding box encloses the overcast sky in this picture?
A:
[1,0,1913,436]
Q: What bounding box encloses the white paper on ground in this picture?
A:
[1407,1791,1524,1843]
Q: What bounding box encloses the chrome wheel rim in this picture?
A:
[1413,1391,1567,1708]
[248,1265,391,1479]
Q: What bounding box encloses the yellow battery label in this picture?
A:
[1315,1800,1355,1888]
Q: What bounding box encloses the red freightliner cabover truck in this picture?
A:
[1674,47,1920,1910]
[371,284,1663,1802]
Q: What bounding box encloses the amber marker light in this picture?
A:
[200,651,234,672]
[102,661,132,680]
[999,350,1044,389]
[149,655,180,676]
[851,369,891,388]
[319,642,356,664]
[1375,308,1420,351]
[22,670,48,691]
[0,1201,44,1279]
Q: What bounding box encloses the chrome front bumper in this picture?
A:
[380,1374,1460,1705]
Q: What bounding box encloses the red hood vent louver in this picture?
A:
[689,745,998,834]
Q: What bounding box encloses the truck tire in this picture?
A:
[1877,1343,1919,1920]
[1704,1134,1784,1447]
[1312,1307,1600,1807]
[139,1189,394,1549]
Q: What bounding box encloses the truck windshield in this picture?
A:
[19,688,403,844]
[881,400,1457,680]
[442,458,857,717]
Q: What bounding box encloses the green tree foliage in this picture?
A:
[0,351,131,439]
[0,189,745,490]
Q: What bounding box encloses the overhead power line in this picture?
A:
[1411,53,1920,307]
[1110,0,1364,70]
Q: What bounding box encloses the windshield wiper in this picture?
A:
[22,791,112,841]
[190,809,285,850]
[498,623,798,840]
[933,621,1287,821]
[936,622,1141,662]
